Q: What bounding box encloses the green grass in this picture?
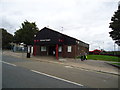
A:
[87,55,120,62]
[111,63,120,66]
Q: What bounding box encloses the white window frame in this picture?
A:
[67,46,72,52]
[59,46,62,52]
[41,46,46,51]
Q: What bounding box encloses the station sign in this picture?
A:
[40,39,51,42]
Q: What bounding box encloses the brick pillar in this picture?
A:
[33,45,36,56]
[56,44,58,60]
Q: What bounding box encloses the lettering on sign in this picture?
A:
[40,39,51,42]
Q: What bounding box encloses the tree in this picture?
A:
[109,6,120,46]
[14,20,39,45]
[0,28,13,49]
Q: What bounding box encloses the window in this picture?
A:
[59,46,62,52]
[41,46,46,51]
[67,46,72,52]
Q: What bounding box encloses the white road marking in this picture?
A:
[2,61,16,66]
[103,80,106,82]
[84,70,89,71]
[65,66,73,68]
[31,69,83,87]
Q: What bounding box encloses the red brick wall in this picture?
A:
[35,44,89,58]
[36,45,47,56]
[75,44,89,57]
[62,45,76,58]
[36,45,40,55]
[39,46,47,56]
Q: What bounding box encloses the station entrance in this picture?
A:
[48,45,56,56]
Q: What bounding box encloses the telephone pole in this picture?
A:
[114,42,116,55]
[61,27,63,32]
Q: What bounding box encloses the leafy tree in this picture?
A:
[109,6,120,46]
[14,20,39,45]
[0,28,13,49]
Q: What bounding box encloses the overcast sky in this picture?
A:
[0,0,119,51]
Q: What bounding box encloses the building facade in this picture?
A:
[33,27,89,59]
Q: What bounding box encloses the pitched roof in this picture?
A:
[40,27,89,46]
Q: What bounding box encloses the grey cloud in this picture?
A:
[0,0,119,51]
[0,17,18,34]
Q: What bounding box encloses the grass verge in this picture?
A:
[87,55,120,62]
[111,63,120,66]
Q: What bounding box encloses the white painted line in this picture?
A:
[65,66,73,68]
[84,70,89,71]
[31,70,83,87]
[2,61,16,66]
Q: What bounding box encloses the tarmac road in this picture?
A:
[2,62,84,88]
[2,55,119,88]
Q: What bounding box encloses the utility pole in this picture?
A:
[103,42,104,50]
[47,25,49,28]
[118,45,120,51]
[61,27,63,32]
[114,42,116,55]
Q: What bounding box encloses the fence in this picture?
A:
[89,51,120,57]
[12,46,27,52]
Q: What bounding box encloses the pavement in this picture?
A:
[2,50,119,76]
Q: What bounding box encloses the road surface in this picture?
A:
[2,55,119,88]
[3,62,84,88]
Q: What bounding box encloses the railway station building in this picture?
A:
[33,27,89,59]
